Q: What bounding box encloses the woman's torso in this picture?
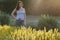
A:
[16,7,25,20]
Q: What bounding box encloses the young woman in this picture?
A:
[11,1,26,26]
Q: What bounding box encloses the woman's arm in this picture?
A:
[11,8,16,19]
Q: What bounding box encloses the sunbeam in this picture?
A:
[27,0,60,16]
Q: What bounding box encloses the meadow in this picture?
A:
[0,25,60,40]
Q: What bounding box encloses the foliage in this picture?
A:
[0,25,60,40]
[0,0,29,13]
[0,25,16,40]
[0,11,10,25]
[38,15,59,30]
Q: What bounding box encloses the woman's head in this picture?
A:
[16,1,23,10]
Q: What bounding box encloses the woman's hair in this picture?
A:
[16,1,23,10]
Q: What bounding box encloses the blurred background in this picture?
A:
[0,0,60,16]
[0,0,60,28]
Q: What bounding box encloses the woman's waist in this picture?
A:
[16,16,25,20]
[16,18,24,21]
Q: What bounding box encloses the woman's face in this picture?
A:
[19,3,23,8]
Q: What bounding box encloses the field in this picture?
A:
[0,25,60,40]
[0,15,60,40]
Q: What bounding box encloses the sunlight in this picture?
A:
[28,0,60,15]
[28,0,43,15]
[31,0,42,9]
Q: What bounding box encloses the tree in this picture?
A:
[0,0,29,14]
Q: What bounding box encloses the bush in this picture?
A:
[38,15,59,30]
[0,11,10,25]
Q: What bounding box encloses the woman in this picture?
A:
[11,1,26,26]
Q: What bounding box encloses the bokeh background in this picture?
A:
[0,0,60,28]
[0,0,60,16]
